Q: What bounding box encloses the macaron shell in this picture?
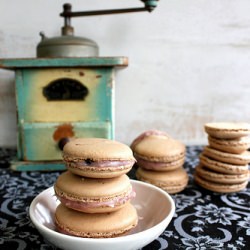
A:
[63,138,135,161]
[203,146,250,165]
[199,154,249,174]
[55,171,131,198]
[194,173,248,193]
[136,167,188,194]
[130,130,171,150]
[204,122,250,139]
[67,165,133,179]
[55,203,138,238]
[195,164,250,184]
[208,136,250,154]
[133,135,185,162]
[54,172,132,213]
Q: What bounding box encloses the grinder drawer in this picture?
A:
[19,122,111,161]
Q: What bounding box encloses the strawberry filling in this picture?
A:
[67,159,135,168]
[57,189,136,211]
[135,157,184,170]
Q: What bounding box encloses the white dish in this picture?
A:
[29,180,175,250]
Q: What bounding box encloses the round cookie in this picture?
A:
[136,167,188,194]
[203,146,250,165]
[194,173,248,193]
[195,164,250,184]
[204,122,250,139]
[63,138,135,178]
[54,171,135,213]
[55,203,138,238]
[199,154,249,174]
[131,130,186,171]
[208,135,250,154]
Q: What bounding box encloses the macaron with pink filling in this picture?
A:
[55,202,138,238]
[54,171,135,213]
[131,130,185,171]
[63,138,136,178]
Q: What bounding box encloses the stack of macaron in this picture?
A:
[131,130,188,194]
[194,122,250,193]
[54,138,138,238]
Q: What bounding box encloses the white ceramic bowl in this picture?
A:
[29,180,175,250]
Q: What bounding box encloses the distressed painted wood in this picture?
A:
[0,57,127,170]
[21,122,111,161]
[0,57,128,69]
[10,160,65,171]
[16,68,113,123]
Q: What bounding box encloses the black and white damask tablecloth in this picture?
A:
[0,146,249,250]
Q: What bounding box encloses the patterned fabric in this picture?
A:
[0,146,249,250]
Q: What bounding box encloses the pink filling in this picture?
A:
[136,158,169,170]
[136,157,183,170]
[68,159,135,168]
[57,190,136,210]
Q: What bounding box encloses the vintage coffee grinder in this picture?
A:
[0,1,159,171]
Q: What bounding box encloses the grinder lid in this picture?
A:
[36,22,99,58]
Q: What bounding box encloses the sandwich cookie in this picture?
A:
[205,122,250,139]
[208,135,250,154]
[55,202,138,238]
[131,130,185,171]
[203,146,250,165]
[54,171,135,213]
[199,154,249,174]
[136,167,188,194]
[194,173,249,193]
[63,138,135,178]
[195,164,250,184]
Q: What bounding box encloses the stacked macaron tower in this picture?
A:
[53,138,138,238]
[194,122,250,193]
[131,130,188,194]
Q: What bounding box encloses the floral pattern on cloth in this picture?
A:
[0,146,249,250]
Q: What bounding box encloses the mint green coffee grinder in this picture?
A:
[0,1,159,171]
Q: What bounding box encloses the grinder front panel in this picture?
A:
[16,67,114,161]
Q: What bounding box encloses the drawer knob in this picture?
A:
[58,137,70,151]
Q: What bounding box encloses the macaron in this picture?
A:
[136,167,188,194]
[55,202,138,238]
[195,164,250,184]
[194,173,249,193]
[63,138,136,178]
[204,122,250,139]
[203,146,250,165]
[54,171,135,213]
[131,130,185,171]
[208,135,250,154]
[199,154,249,174]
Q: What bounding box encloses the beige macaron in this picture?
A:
[54,171,135,213]
[63,138,135,178]
[195,164,250,184]
[131,130,185,171]
[208,135,250,154]
[136,167,188,194]
[203,146,250,165]
[55,203,138,238]
[199,154,249,175]
[194,173,249,193]
[204,122,250,139]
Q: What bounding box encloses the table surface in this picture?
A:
[0,146,249,250]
